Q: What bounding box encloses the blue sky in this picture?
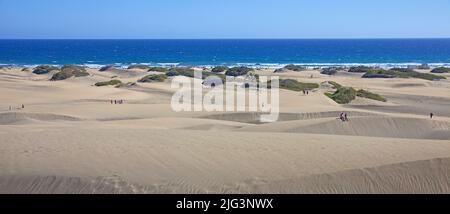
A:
[0,0,449,39]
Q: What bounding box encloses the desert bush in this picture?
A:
[362,69,445,81]
[128,64,151,70]
[33,65,59,75]
[284,64,306,72]
[95,79,122,87]
[138,74,168,83]
[225,66,253,77]
[431,67,450,73]
[325,87,357,104]
[321,67,339,75]
[211,66,229,73]
[50,65,89,81]
[278,79,319,92]
[148,67,168,72]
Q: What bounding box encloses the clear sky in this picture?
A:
[1,0,449,39]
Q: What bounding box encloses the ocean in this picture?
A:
[1,39,450,68]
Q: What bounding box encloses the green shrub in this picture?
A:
[128,64,151,70]
[50,65,89,81]
[325,87,357,104]
[166,68,225,81]
[211,66,229,73]
[431,67,450,73]
[278,79,319,92]
[99,65,115,71]
[225,66,253,77]
[138,74,167,83]
[274,68,287,73]
[349,66,383,73]
[33,65,59,75]
[321,67,338,75]
[362,69,445,81]
[356,89,387,102]
[284,64,306,72]
[390,68,415,73]
[148,67,168,72]
[116,82,137,88]
[95,79,122,87]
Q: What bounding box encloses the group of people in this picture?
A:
[110,100,125,105]
[302,90,310,95]
[8,104,25,111]
[339,112,349,122]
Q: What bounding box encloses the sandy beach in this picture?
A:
[1,66,450,194]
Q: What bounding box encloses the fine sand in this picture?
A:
[1,67,450,194]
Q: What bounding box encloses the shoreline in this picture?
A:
[2,62,450,70]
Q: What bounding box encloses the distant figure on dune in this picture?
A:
[339,112,349,122]
[430,113,434,119]
[22,104,24,109]
[9,106,11,111]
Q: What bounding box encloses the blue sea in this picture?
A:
[1,39,450,68]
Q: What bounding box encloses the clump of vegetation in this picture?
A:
[116,82,137,88]
[138,74,168,83]
[99,65,115,72]
[273,68,287,73]
[390,68,415,73]
[362,69,446,81]
[165,67,195,77]
[324,81,387,104]
[348,66,383,73]
[356,89,387,102]
[50,65,89,81]
[148,67,168,72]
[211,66,229,73]
[325,87,357,104]
[166,68,226,82]
[284,64,306,72]
[95,79,122,87]
[128,64,151,70]
[225,66,253,77]
[431,67,450,73]
[321,67,339,75]
[21,67,31,72]
[277,79,319,92]
[32,65,59,75]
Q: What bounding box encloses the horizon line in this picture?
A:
[1,37,450,40]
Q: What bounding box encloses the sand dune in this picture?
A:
[1,68,450,194]
[239,117,450,140]
[202,111,381,124]
[0,112,81,125]
[3,158,450,194]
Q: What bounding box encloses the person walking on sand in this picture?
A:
[22,104,24,109]
[430,113,434,119]
[344,113,349,122]
[339,112,344,122]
